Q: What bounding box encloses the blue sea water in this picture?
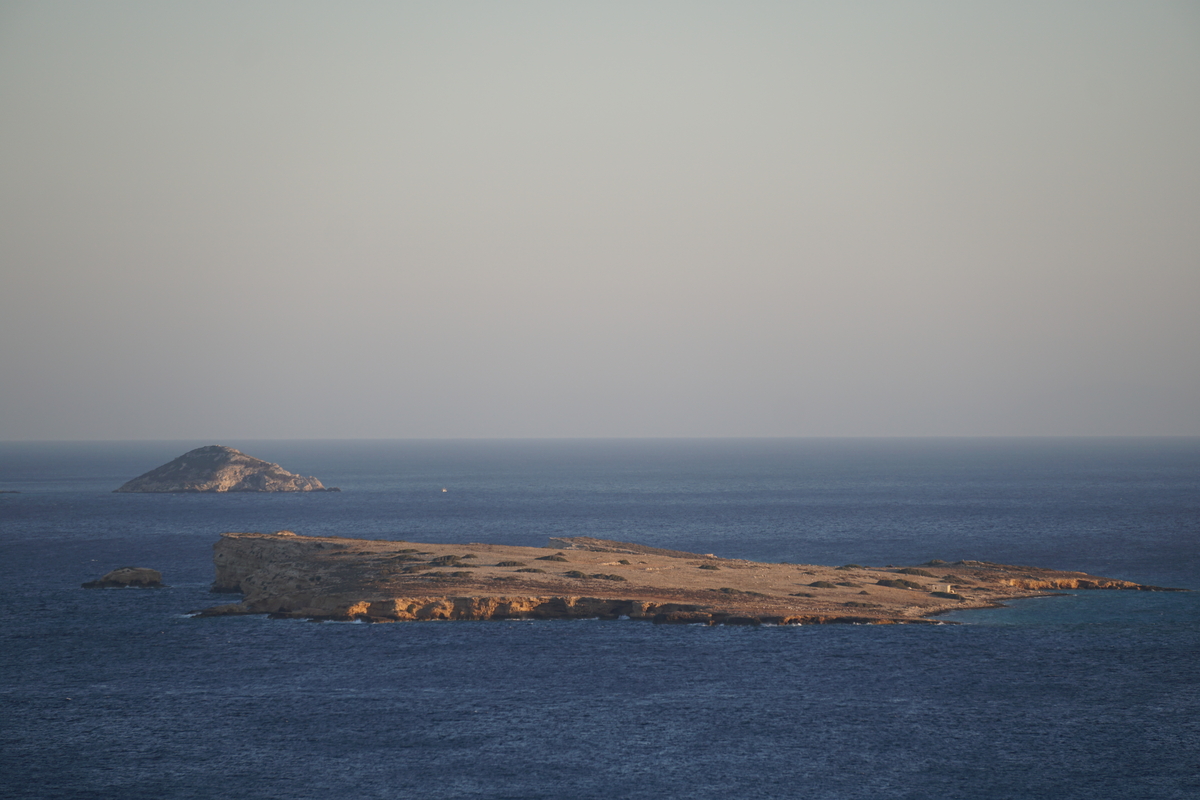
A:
[0,438,1197,799]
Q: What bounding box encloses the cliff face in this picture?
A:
[114,446,337,493]
[195,532,1181,625]
[210,530,322,593]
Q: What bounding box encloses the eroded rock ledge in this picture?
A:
[194,532,1180,625]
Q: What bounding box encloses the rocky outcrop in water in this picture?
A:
[114,446,338,493]
[83,567,165,588]
[193,533,1180,625]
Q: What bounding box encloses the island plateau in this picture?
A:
[197,532,1179,625]
[114,445,337,492]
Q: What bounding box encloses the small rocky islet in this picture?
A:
[195,533,1181,626]
[114,445,338,493]
[82,567,165,589]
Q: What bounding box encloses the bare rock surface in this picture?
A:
[114,446,337,493]
[83,567,165,589]
[194,532,1181,625]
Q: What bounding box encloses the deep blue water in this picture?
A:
[1,438,1198,799]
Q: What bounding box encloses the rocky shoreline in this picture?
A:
[194,532,1181,625]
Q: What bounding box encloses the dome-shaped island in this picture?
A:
[115,445,339,493]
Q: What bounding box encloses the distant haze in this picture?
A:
[2,1,1197,439]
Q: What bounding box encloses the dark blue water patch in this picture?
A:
[2,438,1198,587]
[2,602,1197,800]
[940,587,1200,630]
[2,439,1199,799]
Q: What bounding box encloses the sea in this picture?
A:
[0,438,1197,800]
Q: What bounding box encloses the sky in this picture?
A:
[1,0,1198,440]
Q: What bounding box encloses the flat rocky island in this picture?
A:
[115,445,337,493]
[197,532,1178,625]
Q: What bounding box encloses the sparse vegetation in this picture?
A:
[843,601,881,608]
[591,573,627,582]
[836,564,864,571]
[808,581,837,589]
[536,555,569,562]
[789,592,816,598]
[931,591,965,600]
[417,569,473,579]
[876,578,925,590]
[496,561,527,567]
[835,581,861,587]
[947,575,973,583]
[896,568,937,578]
[515,568,545,573]
[699,564,720,571]
[618,559,631,565]
[564,570,589,579]
[716,587,767,596]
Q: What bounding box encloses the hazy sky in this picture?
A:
[2,1,1198,439]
